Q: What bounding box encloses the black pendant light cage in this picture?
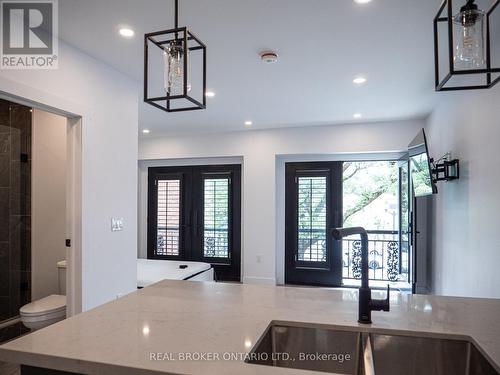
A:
[144,0,206,112]
[434,0,500,91]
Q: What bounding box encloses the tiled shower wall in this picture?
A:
[0,98,32,335]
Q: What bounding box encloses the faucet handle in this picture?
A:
[368,285,391,312]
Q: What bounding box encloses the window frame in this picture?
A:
[294,170,331,268]
[147,171,191,261]
[197,172,233,264]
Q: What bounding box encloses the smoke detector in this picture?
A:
[260,51,278,64]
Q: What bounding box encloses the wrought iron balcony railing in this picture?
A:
[342,230,404,282]
[157,226,406,282]
[297,228,406,282]
[157,226,229,258]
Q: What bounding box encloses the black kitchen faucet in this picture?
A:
[332,226,390,324]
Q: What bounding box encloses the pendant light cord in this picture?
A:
[174,0,179,29]
[173,0,179,40]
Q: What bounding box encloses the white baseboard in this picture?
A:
[242,276,277,285]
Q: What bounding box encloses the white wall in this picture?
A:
[425,85,500,299]
[31,109,67,301]
[139,120,423,284]
[0,40,139,311]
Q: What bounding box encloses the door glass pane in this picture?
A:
[156,179,180,256]
[204,178,229,258]
[342,161,402,283]
[297,176,327,262]
[400,162,410,282]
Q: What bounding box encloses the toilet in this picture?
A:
[20,260,67,330]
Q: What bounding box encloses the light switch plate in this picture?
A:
[111,217,124,231]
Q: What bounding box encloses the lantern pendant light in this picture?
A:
[433,0,499,91]
[144,0,206,112]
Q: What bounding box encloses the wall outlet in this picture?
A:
[111,217,124,231]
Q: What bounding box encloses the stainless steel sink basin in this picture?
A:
[245,322,499,375]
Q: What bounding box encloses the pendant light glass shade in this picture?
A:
[453,5,486,69]
[163,40,191,95]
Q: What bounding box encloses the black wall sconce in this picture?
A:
[432,157,460,182]
[434,0,499,91]
[144,0,207,112]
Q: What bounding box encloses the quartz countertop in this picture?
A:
[1,280,500,374]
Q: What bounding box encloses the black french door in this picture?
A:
[285,162,343,286]
[148,165,241,281]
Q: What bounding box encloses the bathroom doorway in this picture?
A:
[0,96,82,342]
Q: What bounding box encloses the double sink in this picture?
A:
[246,322,499,375]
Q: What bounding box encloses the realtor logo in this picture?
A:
[1,0,58,69]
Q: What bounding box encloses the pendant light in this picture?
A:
[433,0,499,91]
[144,0,206,112]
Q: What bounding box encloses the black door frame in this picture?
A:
[398,155,411,283]
[285,161,343,286]
[147,164,241,281]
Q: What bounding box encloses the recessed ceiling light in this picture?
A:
[119,28,135,38]
[142,129,150,134]
[244,121,253,126]
[353,113,363,119]
[354,0,372,4]
[353,76,367,85]
[205,91,215,97]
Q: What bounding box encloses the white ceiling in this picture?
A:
[59,0,441,134]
